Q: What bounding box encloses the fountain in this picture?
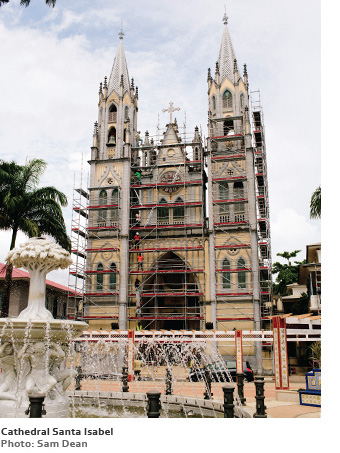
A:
[0,237,88,417]
[0,239,255,418]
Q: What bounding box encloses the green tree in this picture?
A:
[310,186,321,219]
[0,0,56,6]
[291,292,309,315]
[272,250,302,296]
[0,158,70,317]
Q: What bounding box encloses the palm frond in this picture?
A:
[310,186,321,219]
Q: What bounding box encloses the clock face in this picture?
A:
[159,171,181,194]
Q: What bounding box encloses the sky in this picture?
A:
[0,0,321,286]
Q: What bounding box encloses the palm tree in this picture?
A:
[310,186,321,219]
[0,158,70,317]
[0,1,56,6]
[276,250,301,266]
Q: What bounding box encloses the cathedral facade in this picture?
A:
[68,15,272,352]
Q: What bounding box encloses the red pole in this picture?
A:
[279,317,289,390]
[127,330,135,382]
[235,330,243,374]
[273,316,282,390]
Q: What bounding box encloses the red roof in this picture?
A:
[0,263,79,296]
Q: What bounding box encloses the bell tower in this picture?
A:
[85,29,138,329]
[206,13,271,372]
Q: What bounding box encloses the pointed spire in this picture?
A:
[93,122,98,147]
[218,12,239,84]
[108,30,131,96]
[103,76,108,97]
[243,64,249,91]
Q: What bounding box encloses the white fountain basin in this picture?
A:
[0,318,88,342]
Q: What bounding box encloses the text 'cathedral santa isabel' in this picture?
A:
[69,15,272,337]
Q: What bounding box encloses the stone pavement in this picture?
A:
[74,375,321,418]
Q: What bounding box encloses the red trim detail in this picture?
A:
[128,316,204,320]
[216,292,252,296]
[130,223,203,230]
[81,316,119,319]
[129,246,204,253]
[130,202,202,209]
[85,270,119,274]
[139,292,204,297]
[217,317,254,321]
[215,244,250,249]
[129,269,203,274]
[87,226,119,230]
[87,204,119,209]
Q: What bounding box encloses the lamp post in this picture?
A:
[253,376,267,418]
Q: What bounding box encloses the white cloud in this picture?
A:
[271,208,320,263]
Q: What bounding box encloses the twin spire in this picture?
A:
[108,13,238,97]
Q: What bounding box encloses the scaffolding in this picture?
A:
[128,124,206,330]
[67,183,88,319]
[207,92,272,327]
[68,176,121,322]
[208,111,254,325]
[251,90,273,320]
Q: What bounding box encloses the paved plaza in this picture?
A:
[73,375,320,418]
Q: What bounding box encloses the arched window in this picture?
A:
[223,118,234,136]
[157,198,169,224]
[109,262,117,290]
[108,127,116,144]
[124,106,129,120]
[237,258,246,289]
[220,182,229,200]
[96,263,104,291]
[112,188,119,204]
[240,93,244,108]
[222,90,232,109]
[109,104,117,122]
[212,96,216,111]
[173,197,184,223]
[222,258,231,289]
[98,190,107,225]
[234,182,244,198]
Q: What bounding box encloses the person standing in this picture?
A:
[134,358,144,380]
[137,254,144,271]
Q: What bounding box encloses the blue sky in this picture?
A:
[0,0,321,285]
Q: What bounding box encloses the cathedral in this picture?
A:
[68,14,272,348]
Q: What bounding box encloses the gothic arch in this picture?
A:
[98,164,122,187]
[216,236,251,262]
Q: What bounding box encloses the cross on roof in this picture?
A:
[162,102,180,123]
